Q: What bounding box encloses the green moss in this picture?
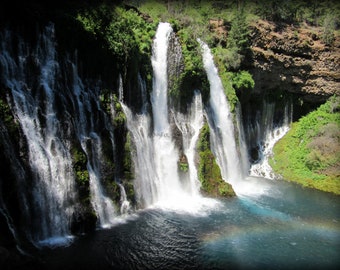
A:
[179,162,189,172]
[111,94,126,128]
[123,132,134,180]
[76,170,89,185]
[123,180,136,206]
[169,30,209,110]
[71,146,89,186]
[0,96,19,135]
[271,95,340,195]
[197,122,236,197]
[76,4,157,66]
[178,154,189,172]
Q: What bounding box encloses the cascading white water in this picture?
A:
[249,102,292,179]
[1,24,76,245]
[0,24,118,243]
[173,91,204,196]
[121,103,157,207]
[118,183,131,215]
[198,39,243,185]
[150,22,184,206]
[121,22,181,207]
[236,106,251,174]
[151,23,172,135]
[71,64,116,228]
[122,23,218,212]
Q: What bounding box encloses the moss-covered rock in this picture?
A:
[178,154,189,173]
[123,132,134,181]
[70,143,98,234]
[197,122,236,197]
[0,93,20,140]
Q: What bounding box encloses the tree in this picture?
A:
[322,14,336,46]
[227,7,249,55]
[226,7,250,70]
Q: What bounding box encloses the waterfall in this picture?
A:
[71,64,116,228]
[198,39,244,185]
[249,102,292,179]
[121,103,157,207]
[0,24,118,244]
[122,23,217,211]
[150,22,183,206]
[121,23,179,207]
[1,24,76,245]
[173,91,204,196]
[118,183,131,215]
[151,22,173,135]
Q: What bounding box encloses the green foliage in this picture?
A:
[231,71,255,90]
[76,4,157,64]
[0,96,18,134]
[138,0,167,21]
[227,8,251,56]
[210,48,246,113]
[197,122,236,197]
[123,132,134,180]
[322,14,336,46]
[254,0,340,26]
[178,154,189,172]
[76,170,90,185]
[255,0,300,23]
[212,46,241,73]
[271,96,340,195]
[218,71,239,112]
[72,147,89,185]
[171,29,209,108]
[179,162,189,172]
[111,94,126,127]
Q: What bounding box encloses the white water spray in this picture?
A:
[150,22,184,206]
[122,23,218,212]
[121,103,157,207]
[198,39,243,185]
[71,64,116,228]
[174,91,204,196]
[250,102,292,179]
[118,183,131,215]
[1,24,76,244]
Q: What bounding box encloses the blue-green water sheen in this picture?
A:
[39,177,340,270]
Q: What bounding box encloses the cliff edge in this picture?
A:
[249,19,340,103]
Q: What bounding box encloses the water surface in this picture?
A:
[38,177,340,270]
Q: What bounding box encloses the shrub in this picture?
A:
[322,14,336,46]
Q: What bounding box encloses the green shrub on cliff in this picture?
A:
[270,96,340,195]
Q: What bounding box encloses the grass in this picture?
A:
[270,96,340,195]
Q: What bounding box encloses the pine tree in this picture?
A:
[227,8,250,56]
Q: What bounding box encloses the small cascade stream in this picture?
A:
[249,101,293,179]
[118,183,131,215]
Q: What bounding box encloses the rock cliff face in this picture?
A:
[249,20,340,103]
